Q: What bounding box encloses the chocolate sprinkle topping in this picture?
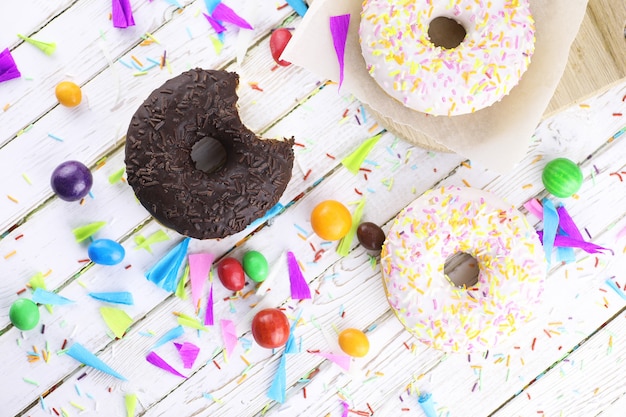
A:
[125,69,294,239]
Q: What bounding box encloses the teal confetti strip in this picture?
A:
[65,342,126,380]
[285,0,308,16]
[88,291,134,305]
[32,288,74,305]
[541,198,559,266]
[418,393,437,417]
[145,238,190,292]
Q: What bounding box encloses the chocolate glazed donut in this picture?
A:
[125,69,294,239]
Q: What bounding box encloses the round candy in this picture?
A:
[338,328,369,357]
[251,308,290,349]
[243,251,269,283]
[311,200,352,241]
[217,257,245,291]
[88,239,125,265]
[270,28,292,66]
[55,81,82,107]
[356,222,385,251]
[50,160,93,202]
[9,299,40,331]
[542,158,583,198]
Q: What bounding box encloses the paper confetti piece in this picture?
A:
[176,312,207,331]
[204,283,214,326]
[341,400,349,417]
[267,354,287,403]
[100,307,133,338]
[0,48,21,83]
[211,2,253,30]
[174,342,200,369]
[153,325,184,349]
[65,342,126,380]
[89,291,134,305]
[314,352,351,371]
[32,288,74,305]
[146,351,186,378]
[145,238,190,292]
[204,0,221,13]
[220,319,238,358]
[125,393,137,417]
[329,14,350,89]
[209,35,224,54]
[541,198,559,266]
[17,34,56,55]
[203,13,226,33]
[337,198,366,256]
[287,251,311,299]
[284,310,302,354]
[341,133,382,174]
[108,167,125,184]
[175,265,189,300]
[112,0,135,28]
[188,253,214,309]
[285,0,308,16]
[135,229,170,253]
[72,221,106,242]
[537,232,611,254]
[418,393,437,417]
[605,279,626,301]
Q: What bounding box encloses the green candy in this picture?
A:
[542,158,583,198]
[9,299,40,331]
[243,250,269,283]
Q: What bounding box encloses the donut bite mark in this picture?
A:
[125,69,295,239]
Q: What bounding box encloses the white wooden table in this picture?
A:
[1,1,625,416]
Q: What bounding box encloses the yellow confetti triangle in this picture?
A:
[175,312,207,331]
[125,393,137,417]
[134,229,170,253]
[209,36,223,55]
[341,133,382,174]
[17,34,57,55]
[100,307,133,338]
[175,264,190,300]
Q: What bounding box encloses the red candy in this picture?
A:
[217,257,245,291]
[270,28,292,66]
[251,308,290,349]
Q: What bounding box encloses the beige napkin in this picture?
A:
[283,0,589,172]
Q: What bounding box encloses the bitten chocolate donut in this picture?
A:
[125,69,294,239]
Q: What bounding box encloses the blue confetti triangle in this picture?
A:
[267,354,287,403]
[88,291,134,305]
[32,288,74,306]
[153,325,185,349]
[145,238,190,292]
[65,342,126,381]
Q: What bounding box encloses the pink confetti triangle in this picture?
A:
[174,342,200,369]
[287,251,311,300]
[204,283,214,326]
[315,351,351,371]
[146,351,186,378]
[0,48,21,83]
[188,253,214,309]
[203,13,226,33]
[211,2,253,30]
[329,14,350,89]
[220,319,237,358]
[112,0,135,28]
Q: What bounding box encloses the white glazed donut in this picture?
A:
[380,186,546,353]
[359,0,536,116]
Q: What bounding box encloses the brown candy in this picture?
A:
[356,222,385,251]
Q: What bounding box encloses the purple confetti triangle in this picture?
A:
[341,400,350,417]
[112,0,135,28]
[174,342,200,369]
[329,14,351,89]
[556,205,585,240]
[220,319,237,358]
[537,231,611,254]
[204,283,214,326]
[203,13,226,33]
[0,48,21,83]
[286,251,311,300]
[211,3,252,30]
[146,351,186,378]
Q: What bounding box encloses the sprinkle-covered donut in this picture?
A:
[381,186,546,353]
[360,0,536,116]
[125,69,294,239]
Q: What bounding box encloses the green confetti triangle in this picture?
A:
[134,229,170,253]
[341,133,382,174]
[29,272,53,313]
[108,167,126,184]
[209,35,223,55]
[72,221,106,243]
[125,393,137,417]
[336,198,366,256]
[17,34,57,55]
[100,307,133,338]
[175,264,190,300]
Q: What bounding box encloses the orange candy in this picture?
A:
[338,328,370,357]
[310,200,352,241]
[55,81,82,107]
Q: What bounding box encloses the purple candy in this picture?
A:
[50,160,93,201]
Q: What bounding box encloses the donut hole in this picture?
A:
[444,252,479,288]
[428,17,467,49]
[191,136,227,174]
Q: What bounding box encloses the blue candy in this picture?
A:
[88,239,125,266]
